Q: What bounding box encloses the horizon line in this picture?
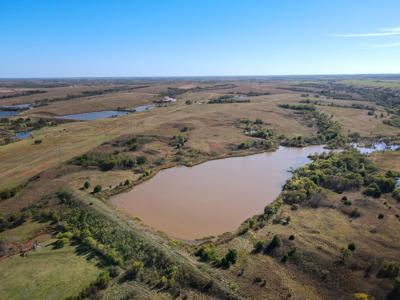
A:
[1,72,400,80]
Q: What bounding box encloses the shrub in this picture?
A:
[366,175,396,193]
[378,213,384,219]
[364,183,381,198]
[289,235,295,241]
[348,243,356,252]
[125,260,144,280]
[83,181,90,189]
[195,244,219,263]
[54,238,68,249]
[350,208,361,218]
[264,235,281,254]
[95,271,110,289]
[225,249,237,265]
[136,156,147,165]
[108,266,120,278]
[93,185,102,193]
[253,241,264,253]
[377,262,400,278]
[393,189,400,202]
[253,277,262,283]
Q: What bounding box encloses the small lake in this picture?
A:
[133,104,155,112]
[111,145,328,239]
[15,131,31,139]
[353,142,399,154]
[60,110,129,121]
[59,104,156,121]
[0,110,19,117]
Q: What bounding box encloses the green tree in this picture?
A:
[93,185,102,193]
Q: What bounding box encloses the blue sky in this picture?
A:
[1,0,400,77]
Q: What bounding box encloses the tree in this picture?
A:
[264,235,282,254]
[83,181,90,189]
[225,249,237,265]
[95,271,110,289]
[136,156,147,165]
[253,241,264,253]
[93,185,102,193]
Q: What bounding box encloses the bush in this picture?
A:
[93,185,102,193]
[125,260,144,280]
[348,243,356,252]
[225,249,237,265]
[366,175,396,194]
[195,244,219,263]
[54,238,68,249]
[253,241,264,253]
[377,262,400,278]
[264,235,281,254]
[364,183,382,198]
[393,189,400,202]
[136,156,147,165]
[350,208,361,218]
[95,271,110,289]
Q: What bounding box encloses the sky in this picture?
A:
[1,0,400,77]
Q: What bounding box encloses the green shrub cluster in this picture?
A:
[282,151,396,204]
[170,135,187,149]
[208,94,250,104]
[383,117,400,128]
[0,184,24,201]
[279,104,316,111]
[71,152,138,171]
[236,139,274,151]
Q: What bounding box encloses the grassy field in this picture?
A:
[0,220,50,243]
[0,239,101,300]
[340,79,400,89]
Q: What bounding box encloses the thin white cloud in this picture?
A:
[334,26,400,38]
[381,27,400,32]
[369,42,400,48]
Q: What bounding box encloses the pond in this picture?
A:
[111,145,328,240]
[0,110,19,117]
[59,104,156,121]
[59,110,129,121]
[352,142,399,154]
[15,131,31,139]
[133,104,155,112]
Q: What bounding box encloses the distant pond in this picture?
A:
[59,104,156,121]
[0,110,19,117]
[59,110,129,121]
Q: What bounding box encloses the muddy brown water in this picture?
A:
[110,145,327,240]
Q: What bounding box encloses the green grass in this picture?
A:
[0,220,50,243]
[0,239,101,300]
[340,79,400,89]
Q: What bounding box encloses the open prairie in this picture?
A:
[1,76,400,300]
